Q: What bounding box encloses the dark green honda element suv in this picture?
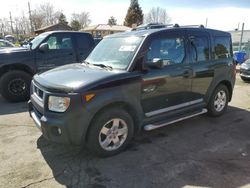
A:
[29,25,236,156]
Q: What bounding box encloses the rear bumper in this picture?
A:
[28,96,92,145]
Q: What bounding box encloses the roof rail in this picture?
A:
[132,23,173,31]
[131,23,206,31]
[175,24,205,28]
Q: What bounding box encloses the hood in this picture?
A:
[34,63,130,93]
[0,47,30,54]
[0,47,33,65]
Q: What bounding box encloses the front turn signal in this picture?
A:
[84,93,95,102]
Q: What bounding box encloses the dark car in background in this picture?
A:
[240,59,250,82]
[0,39,15,48]
[29,26,236,157]
[0,31,95,102]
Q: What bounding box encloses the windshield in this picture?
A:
[30,33,49,50]
[86,36,143,70]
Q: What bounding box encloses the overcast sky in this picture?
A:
[1,0,250,31]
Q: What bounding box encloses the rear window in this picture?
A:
[77,34,93,49]
[214,36,232,59]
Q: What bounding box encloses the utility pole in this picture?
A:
[205,18,208,28]
[9,12,14,34]
[28,2,34,33]
[15,21,19,39]
[0,23,3,37]
[0,19,2,37]
[239,22,245,51]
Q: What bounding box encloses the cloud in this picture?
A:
[1,0,250,30]
[169,7,250,31]
[155,0,250,8]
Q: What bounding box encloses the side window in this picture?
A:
[47,36,57,49]
[46,34,73,50]
[147,37,185,66]
[214,37,231,59]
[190,36,209,62]
[77,35,92,49]
[0,41,4,47]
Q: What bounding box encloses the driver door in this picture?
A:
[141,33,193,117]
[36,33,76,72]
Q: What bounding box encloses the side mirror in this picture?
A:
[39,43,48,52]
[146,58,164,69]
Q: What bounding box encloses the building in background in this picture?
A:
[229,30,250,56]
[34,23,72,35]
[81,24,130,38]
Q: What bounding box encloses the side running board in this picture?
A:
[144,108,208,131]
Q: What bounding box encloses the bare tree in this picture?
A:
[71,12,91,29]
[0,18,11,35]
[31,9,44,30]
[39,3,56,25]
[0,19,5,37]
[30,3,65,30]
[0,11,31,37]
[14,13,31,35]
[144,7,171,24]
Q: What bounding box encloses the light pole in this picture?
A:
[239,23,245,51]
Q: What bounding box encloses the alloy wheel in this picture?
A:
[214,90,227,112]
[99,118,128,151]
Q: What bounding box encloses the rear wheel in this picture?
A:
[207,84,229,117]
[87,108,134,157]
[0,70,32,102]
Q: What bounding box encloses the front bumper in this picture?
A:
[28,93,93,145]
[240,68,250,78]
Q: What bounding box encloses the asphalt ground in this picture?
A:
[0,74,250,188]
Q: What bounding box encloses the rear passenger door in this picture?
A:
[187,31,214,101]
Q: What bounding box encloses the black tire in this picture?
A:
[87,108,134,157]
[207,84,229,117]
[240,76,250,82]
[0,70,32,102]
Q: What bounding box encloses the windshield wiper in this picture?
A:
[83,60,90,65]
[92,63,113,70]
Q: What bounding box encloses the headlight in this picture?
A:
[241,63,249,70]
[48,96,70,112]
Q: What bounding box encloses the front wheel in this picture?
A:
[0,70,32,102]
[207,84,229,117]
[87,108,134,157]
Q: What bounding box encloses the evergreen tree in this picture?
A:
[108,16,117,25]
[70,20,81,31]
[124,0,143,27]
[58,13,68,25]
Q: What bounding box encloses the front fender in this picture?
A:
[85,81,143,121]
[81,81,143,141]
